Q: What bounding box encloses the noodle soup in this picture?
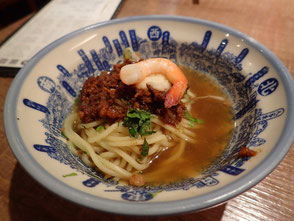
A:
[63,59,234,186]
[143,67,234,185]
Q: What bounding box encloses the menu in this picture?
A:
[0,0,122,70]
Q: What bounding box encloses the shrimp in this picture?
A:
[120,58,188,108]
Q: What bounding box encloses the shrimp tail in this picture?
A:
[120,63,146,85]
[165,81,188,108]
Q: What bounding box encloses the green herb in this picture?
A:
[123,109,156,138]
[62,172,77,178]
[74,97,79,104]
[149,190,163,198]
[16,117,20,120]
[141,138,149,157]
[61,130,68,139]
[123,109,155,157]
[96,125,105,131]
[185,112,204,127]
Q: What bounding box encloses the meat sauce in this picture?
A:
[78,59,186,125]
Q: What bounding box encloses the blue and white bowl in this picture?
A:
[4,15,294,216]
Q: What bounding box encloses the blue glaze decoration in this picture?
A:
[258,78,279,96]
[147,26,162,41]
[37,76,56,94]
[23,98,50,114]
[102,36,113,53]
[221,165,245,176]
[113,39,123,57]
[103,60,111,71]
[90,49,104,71]
[33,144,56,153]
[122,191,153,201]
[83,178,100,187]
[129,30,139,51]
[119,30,130,48]
[215,39,228,57]
[235,92,259,120]
[257,108,284,122]
[78,49,96,74]
[200,30,212,52]
[62,81,76,97]
[235,48,249,64]
[161,31,170,55]
[57,64,71,77]
[245,66,269,90]
[201,176,219,186]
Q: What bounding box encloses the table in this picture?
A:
[1,0,293,220]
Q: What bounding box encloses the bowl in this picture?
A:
[4,15,294,216]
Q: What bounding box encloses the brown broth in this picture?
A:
[143,67,235,185]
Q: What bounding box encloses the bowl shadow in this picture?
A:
[9,163,226,220]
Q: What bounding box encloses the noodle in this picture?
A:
[151,118,196,143]
[63,92,196,183]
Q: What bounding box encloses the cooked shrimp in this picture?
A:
[120,58,188,108]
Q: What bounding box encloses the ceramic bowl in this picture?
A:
[4,15,294,216]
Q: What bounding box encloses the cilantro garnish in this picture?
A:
[123,109,155,157]
[141,138,149,157]
[185,112,204,127]
[61,130,68,139]
[74,97,79,104]
[123,109,155,138]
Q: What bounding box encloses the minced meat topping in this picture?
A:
[78,59,186,126]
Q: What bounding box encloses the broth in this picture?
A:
[143,67,235,184]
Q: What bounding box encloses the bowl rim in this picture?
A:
[4,15,294,216]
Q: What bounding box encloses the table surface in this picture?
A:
[1,0,294,220]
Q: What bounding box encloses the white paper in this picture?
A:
[0,0,121,68]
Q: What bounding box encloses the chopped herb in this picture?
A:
[74,97,79,104]
[16,117,20,120]
[62,172,77,178]
[185,112,204,127]
[141,138,149,157]
[150,190,163,198]
[96,125,105,131]
[123,109,155,157]
[123,109,156,138]
[61,130,68,139]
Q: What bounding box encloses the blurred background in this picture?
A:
[0,0,49,28]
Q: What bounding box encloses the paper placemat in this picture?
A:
[0,0,122,69]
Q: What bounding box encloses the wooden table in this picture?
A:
[1,0,294,220]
